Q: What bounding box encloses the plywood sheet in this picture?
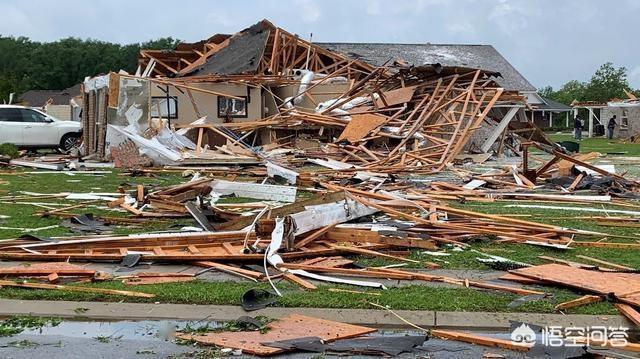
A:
[177,314,375,356]
[337,114,388,144]
[374,86,417,108]
[511,264,640,307]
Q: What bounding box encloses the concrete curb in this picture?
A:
[0,299,632,330]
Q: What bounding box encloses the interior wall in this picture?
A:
[270,82,351,114]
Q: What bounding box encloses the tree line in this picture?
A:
[1,35,637,107]
[0,36,179,102]
[539,62,639,105]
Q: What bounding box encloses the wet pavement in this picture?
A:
[0,318,535,359]
[4,317,636,358]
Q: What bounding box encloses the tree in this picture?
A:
[584,62,629,102]
[538,85,554,98]
[0,36,179,102]
[539,63,637,106]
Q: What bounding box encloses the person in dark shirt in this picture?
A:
[607,115,617,139]
[574,116,583,140]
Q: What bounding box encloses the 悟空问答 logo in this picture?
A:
[511,323,536,343]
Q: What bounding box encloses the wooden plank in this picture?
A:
[282,272,317,290]
[0,268,95,276]
[567,173,584,191]
[120,203,142,216]
[136,185,145,203]
[575,255,634,271]
[0,280,155,298]
[294,223,338,249]
[194,261,264,280]
[324,228,438,250]
[555,295,603,311]
[430,329,532,352]
[47,272,59,283]
[329,244,420,264]
[615,303,640,326]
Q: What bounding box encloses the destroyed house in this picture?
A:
[80,19,548,166]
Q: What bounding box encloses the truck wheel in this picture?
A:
[59,133,80,153]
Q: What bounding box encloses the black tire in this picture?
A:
[59,133,80,153]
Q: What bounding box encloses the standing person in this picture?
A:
[607,115,617,139]
[574,116,583,140]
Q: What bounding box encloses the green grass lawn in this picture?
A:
[0,280,619,316]
[0,169,189,239]
[0,158,638,315]
[548,132,640,156]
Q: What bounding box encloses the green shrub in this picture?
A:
[0,143,20,158]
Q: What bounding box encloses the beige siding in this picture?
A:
[150,83,262,125]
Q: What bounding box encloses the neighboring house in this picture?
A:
[18,84,82,121]
[600,100,640,138]
[527,97,573,129]
[319,43,537,94]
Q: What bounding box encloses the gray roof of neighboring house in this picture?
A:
[537,97,572,111]
[318,43,536,92]
[18,84,82,107]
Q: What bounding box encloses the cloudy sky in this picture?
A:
[2,0,639,89]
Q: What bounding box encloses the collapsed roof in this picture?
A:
[138,20,534,93]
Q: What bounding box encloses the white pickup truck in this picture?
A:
[0,105,82,152]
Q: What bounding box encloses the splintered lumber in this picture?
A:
[615,303,640,326]
[575,255,635,271]
[510,264,640,307]
[123,276,195,285]
[324,227,438,250]
[194,261,264,281]
[299,256,353,268]
[176,314,376,356]
[329,244,421,264]
[294,222,338,249]
[282,272,317,290]
[0,280,155,298]
[498,273,545,285]
[136,184,145,202]
[430,329,532,352]
[372,268,544,296]
[327,288,380,296]
[47,272,59,283]
[554,295,603,311]
[569,241,640,249]
[0,262,96,277]
[0,268,96,277]
[573,338,640,352]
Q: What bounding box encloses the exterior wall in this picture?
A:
[150,83,263,125]
[44,104,72,121]
[601,105,640,138]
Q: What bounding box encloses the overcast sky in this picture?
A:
[2,0,639,89]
